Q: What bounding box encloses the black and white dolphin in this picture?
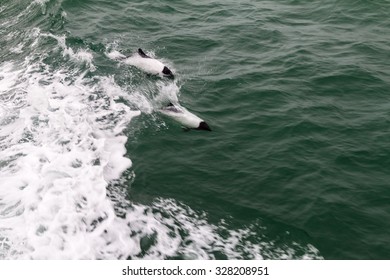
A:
[121,48,174,79]
[159,102,211,131]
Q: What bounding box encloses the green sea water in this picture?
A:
[1,0,390,259]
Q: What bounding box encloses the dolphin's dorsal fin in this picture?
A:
[138,48,150,58]
[163,102,181,113]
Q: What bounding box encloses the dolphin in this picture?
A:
[159,102,211,131]
[122,48,174,79]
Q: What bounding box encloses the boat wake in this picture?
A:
[0,1,322,260]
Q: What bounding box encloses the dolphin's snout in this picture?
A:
[162,66,174,80]
[198,121,211,131]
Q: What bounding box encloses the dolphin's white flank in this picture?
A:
[122,48,174,79]
[159,103,211,131]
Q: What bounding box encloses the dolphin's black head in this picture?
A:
[197,121,211,131]
[162,66,174,79]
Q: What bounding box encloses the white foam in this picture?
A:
[0,62,23,95]
[0,2,37,30]
[10,43,24,54]
[118,198,322,260]
[61,10,67,19]
[154,81,180,106]
[42,33,96,71]
[34,0,50,4]
[0,54,141,259]
[105,50,126,61]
